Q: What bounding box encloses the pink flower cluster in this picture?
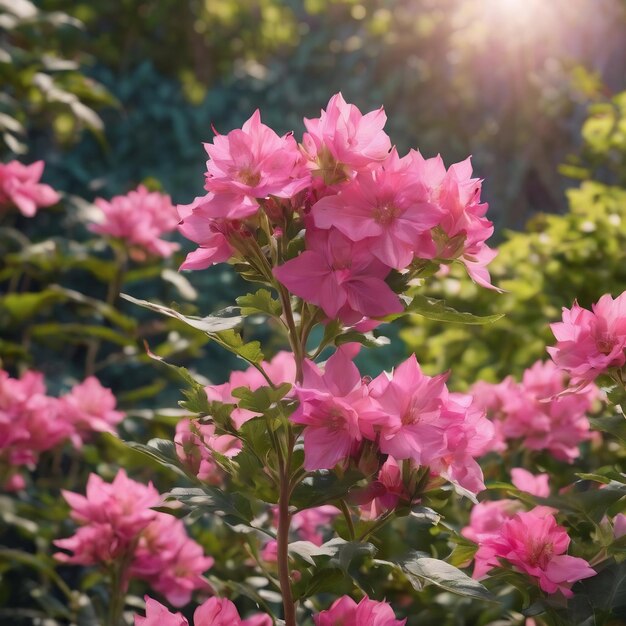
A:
[463,506,595,597]
[293,349,494,495]
[548,291,626,384]
[178,93,498,325]
[135,596,271,626]
[90,184,180,258]
[0,160,59,217]
[55,470,213,606]
[261,505,339,562]
[471,360,596,462]
[314,595,406,626]
[0,370,123,490]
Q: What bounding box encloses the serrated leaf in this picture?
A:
[124,439,188,478]
[237,289,282,317]
[214,329,264,364]
[400,553,496,602]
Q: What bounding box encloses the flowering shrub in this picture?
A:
[1,93,625,626]
[0,160,59,217]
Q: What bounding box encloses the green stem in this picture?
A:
[339,499,356,541]
[106,561,126,626]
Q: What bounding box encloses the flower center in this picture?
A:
[236,167,261,187]
[373,203,399,226]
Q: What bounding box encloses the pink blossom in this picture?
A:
[90,185,180,258]
[292,348,384,470]
[132,514,214,606]
[177,195,235,270]
[359,457,408,519]
[614,513,626,539]
[59,376,124,445]
[135,596,271,626]
[548,292,626,383]
[274,226,403,324]
[368,355,448,466]
[478,509,595,597]
[302,93,392,184]
[0,160,59,216]
[314,595,406,625]
[135,597,188,626]
[175,418,241,484]
[511,468,550,498]
[311,150,442,269]
[204,110,310,199]
[408,151,498,289]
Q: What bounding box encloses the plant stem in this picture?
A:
[339,499,356,541]
[276,431,297,626]
[106,562,125,626]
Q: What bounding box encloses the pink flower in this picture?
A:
[302,93,392,184]
[548,292,626,384]
[311,151,442,269]
[292,348,384,470]
[511,468,550,498]
[177,195,235,270]
[204,110,310,199]
[135,596,271,626]
[132,514,214,606]
[175,418,241,483]
[614,513,626,539]
[408,151,498,289]
[481,509,595,597]
[58,470,160,547]
[274,226,403,324]
[90,185,180,258]
[59,376,124,445]
[135,597,188,626]
[314,595,406,625]
[368,355,448,466]
[0,160,59,216]
[359,457,408,519]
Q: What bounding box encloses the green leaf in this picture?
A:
[403,294,505,325]
[400,553,496,602]
[231,383,292,412]
[236,289,282,317]
[124,439,188,478]
[121,293,242,333]
[214,329,264,365]
[166,486,254,528]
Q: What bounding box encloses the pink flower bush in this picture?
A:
[548,291,626,384]
[314,595,406,625]
[358,457,408,520]
[0,160,59,216]
[55,470,213,606]
[135,596,271,626]
[472,360,596,461]
[59,376,124,446]
[90,185,180,258]
[468,508,595,597]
